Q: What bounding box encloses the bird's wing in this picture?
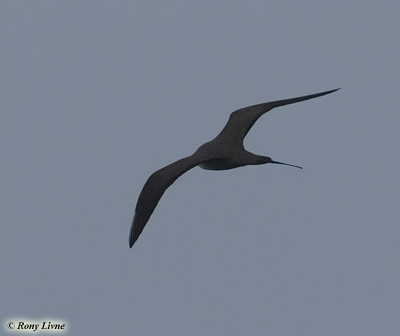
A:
[215,88,339,148]
[130,153,210,247]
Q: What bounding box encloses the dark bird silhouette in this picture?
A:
[130,88,339,247]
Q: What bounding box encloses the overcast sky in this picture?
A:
[1,1,399,335]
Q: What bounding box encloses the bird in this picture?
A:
[129,88,339,247]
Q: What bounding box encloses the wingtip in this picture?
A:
[129,213,136,248]
[325,88,341,94]
[129,230,137,248]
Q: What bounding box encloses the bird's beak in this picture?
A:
[269,160,303,169]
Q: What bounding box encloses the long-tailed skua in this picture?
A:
[129,88,339,247]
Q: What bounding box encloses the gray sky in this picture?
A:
[1,1,399,335]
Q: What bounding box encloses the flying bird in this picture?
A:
[130,88,339,247]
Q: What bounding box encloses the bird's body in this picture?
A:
[129,88,339,247]
[197,144,264,170]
